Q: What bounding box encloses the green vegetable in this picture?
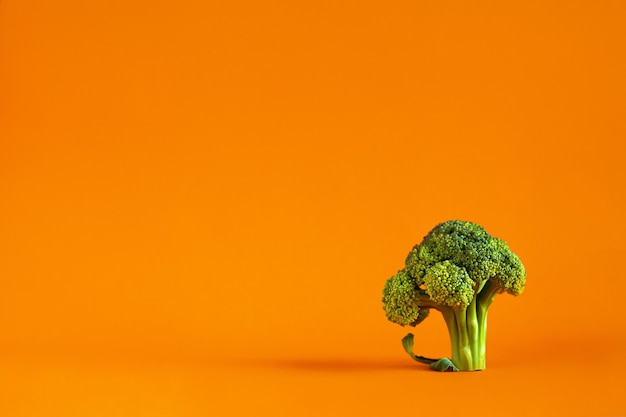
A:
[382,220,526,371]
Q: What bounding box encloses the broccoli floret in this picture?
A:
[382,270,430,327]
[423,261,474,308]
[382,220,526,371]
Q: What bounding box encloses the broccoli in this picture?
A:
[382,220,526,372]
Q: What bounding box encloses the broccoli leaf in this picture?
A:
[428,358,459,372]
[401,333,459,372]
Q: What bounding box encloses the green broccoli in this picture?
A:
[382,220,526,372]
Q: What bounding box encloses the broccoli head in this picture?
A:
[382,220,526,371]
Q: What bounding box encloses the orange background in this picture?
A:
[1,1,625,416]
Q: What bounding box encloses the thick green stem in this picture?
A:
[475,309,488,369]
[440,307,459,363]
[453,307,473,371]
[439,298,491,371]
[467,299,480,367]
[475,281,498,370]
[418,283,500,372]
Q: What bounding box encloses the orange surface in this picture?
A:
[1,1,625,416]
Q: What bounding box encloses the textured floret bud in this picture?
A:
[382,270,428,326]
[423,261,474,308]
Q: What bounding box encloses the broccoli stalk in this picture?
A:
[382,220,526,372]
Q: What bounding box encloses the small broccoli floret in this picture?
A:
[423,261,474,308]
[382,220,526,371]
[490,238,526,296]
[382,270,429,327]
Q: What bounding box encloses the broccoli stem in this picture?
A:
[416,281,501,371]
[418,295,444,311]
[467,298,480,367]
[477,280,499,321]
[445,281,499,371]
[441,307,460,363]
[475,309,488,370]
[474,280,499,370]
[438,298,490,371]
[453,307,473,370]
